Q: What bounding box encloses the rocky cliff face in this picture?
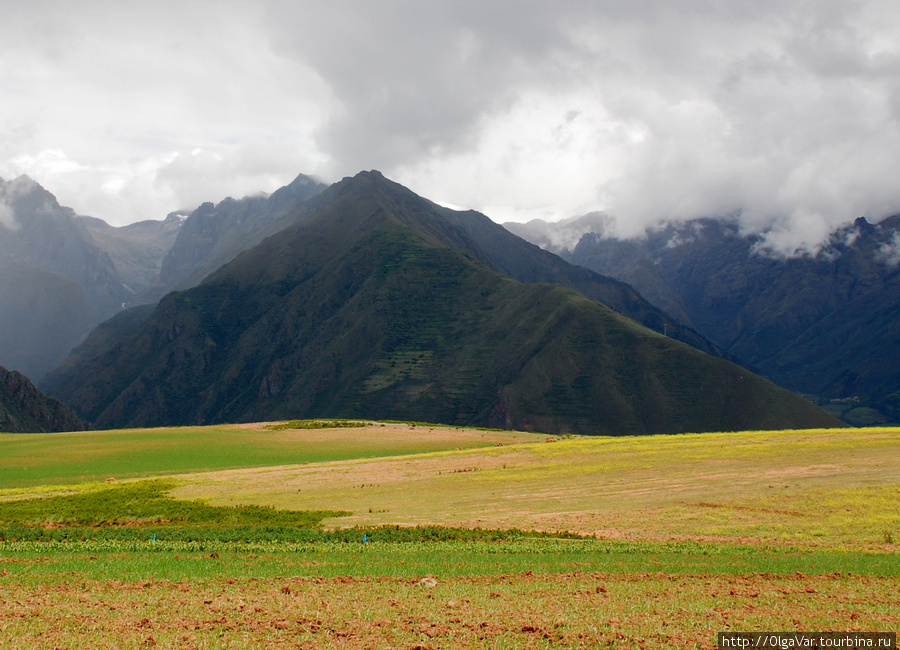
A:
[0,365,87,433]
[80,212,186,293]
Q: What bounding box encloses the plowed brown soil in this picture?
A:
[2,572,897,649]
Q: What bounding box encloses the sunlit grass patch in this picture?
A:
[709,483,900,543]
[0,479,344,529]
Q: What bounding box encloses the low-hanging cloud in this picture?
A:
[262,0,900,252]
[264,1,580,174]
[1,0,900,249]
[596,1,900,252]
[0,175,37,230]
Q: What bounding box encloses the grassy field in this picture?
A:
[0,422,898,648]
[0,421,541,489]
[171,426,900,547]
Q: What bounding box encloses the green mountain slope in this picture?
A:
[438,207,721,357]
[43,172,838,434]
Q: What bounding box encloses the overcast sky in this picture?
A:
[2,0,900,253]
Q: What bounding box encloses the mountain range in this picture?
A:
[0,173,326,383]
[2,170,713,387]
[508,214,900,425]
[39,171,837,434]
[149,173,327,299]
[81,212,186,293]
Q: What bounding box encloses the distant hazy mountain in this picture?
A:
[0,171,323,382]
[43,171,838,434]
[0,175,128,315]
[150,173,327,298]
[522,214,900,424]
[503,212,612,256]
[81,212,186,293]
[0,265,96,384]
[0,364,87,433]
[0,175,131,380]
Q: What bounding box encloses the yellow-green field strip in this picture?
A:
[161,426,900,547]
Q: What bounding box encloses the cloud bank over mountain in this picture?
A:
[2,1,900,252]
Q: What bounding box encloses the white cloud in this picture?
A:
[0,0,333,224]
[1,0,899,247]
[878,231,900,265]
[392,89,627,223]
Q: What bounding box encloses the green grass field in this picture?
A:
[1,422,898,648]
[0,421,541,489]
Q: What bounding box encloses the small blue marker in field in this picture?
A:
[152,533,156,542]
[363,533,367,544]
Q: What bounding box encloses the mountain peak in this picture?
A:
[854,216,875,235]
[8,174,39,192]
[1,174,58,211]
[286,172,323,189]
[315,170,408,207]
[338,170,390,188]
[342,169,384,180]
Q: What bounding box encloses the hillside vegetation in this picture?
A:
[42,172,839,434]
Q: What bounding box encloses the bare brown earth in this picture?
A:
[1,572,897,649]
